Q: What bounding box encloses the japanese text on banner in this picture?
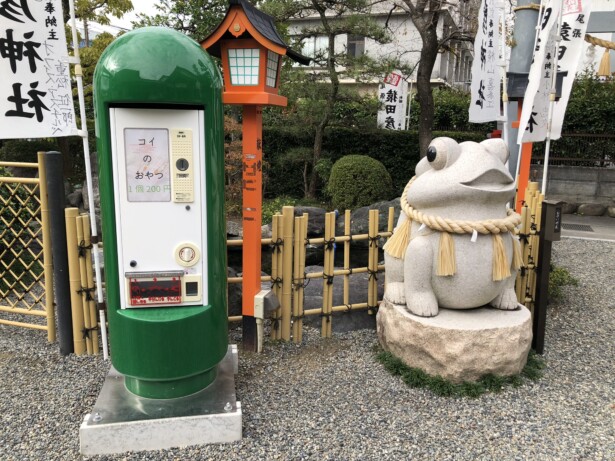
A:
[377,71,408,130]
[549,0,593,139]
[469,0,502,123]
[0,0,77,139]
[517,0,562,144]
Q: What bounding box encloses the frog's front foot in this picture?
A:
[405,289,439,317]
[490,287,518,310]
[384,282,406,305]
[403,236,438,317]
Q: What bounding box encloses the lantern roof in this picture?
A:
[201,0,310,66]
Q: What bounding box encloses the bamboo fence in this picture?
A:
[0,155,55,340]
[515,181,544,316]
[61,187,544,350]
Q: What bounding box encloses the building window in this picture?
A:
[228,48,260,86]
[347,35,365,58]
[301,36,329,63]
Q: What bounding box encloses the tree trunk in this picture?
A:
[306,31,339,199]
[307,123,325,198]
[83,19,89,48]
[416,21,439,156]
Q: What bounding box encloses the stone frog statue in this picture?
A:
[384,137,522,317]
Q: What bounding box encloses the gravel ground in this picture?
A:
[0,238,613,460]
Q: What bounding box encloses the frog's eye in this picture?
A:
[426,137,460,170]
[426,145,447,170]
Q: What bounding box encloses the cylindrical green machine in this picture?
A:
[93,27,227,399]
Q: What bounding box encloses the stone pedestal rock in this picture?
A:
[377,300,532,383]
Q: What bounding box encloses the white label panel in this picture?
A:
[110,108,207,309]
[124,128,171,202]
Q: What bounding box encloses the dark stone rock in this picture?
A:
[560,202,578,214]
[300,265,383,332]
[226,220,242,237]
[227,267,242,317]
[294,206,327,237]
[66,189,83,208]
[577,203,606,216]
[336,198,400,247]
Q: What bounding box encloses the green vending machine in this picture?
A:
[81,28,240,455]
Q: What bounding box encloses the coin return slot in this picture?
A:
[185,281,199,296]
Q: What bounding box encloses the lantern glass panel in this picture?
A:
[266,51,280,88]
[228,48,260,85]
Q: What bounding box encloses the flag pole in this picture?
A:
[67,0,109,360]
[541,0,565,195]
[514,0,547,186]
[500,3,510,144]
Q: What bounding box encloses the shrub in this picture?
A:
[549,265,578,301]
[262,196,299,225]
[326,155,393,211]
[262,127,489,200]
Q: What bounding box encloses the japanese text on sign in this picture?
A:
[377,71,408,130]
[124,128,171,202]
[469,0,502,123]
[0,0,77,139]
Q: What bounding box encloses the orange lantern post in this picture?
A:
[512,100,534,213]
[202,0,309,351]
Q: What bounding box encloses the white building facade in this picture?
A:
[286,0,478,92]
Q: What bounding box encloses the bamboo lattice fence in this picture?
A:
[0,154,55,339]
[228,206,395,341]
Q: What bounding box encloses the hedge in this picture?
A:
[262,127,489,199]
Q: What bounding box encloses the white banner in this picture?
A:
[469,0,502,123]
[0,0,77,139]
[377,71,408,130]
[549,0,593,139]
[518,0,562,143]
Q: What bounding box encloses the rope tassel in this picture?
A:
[383,218,411,259]
[511,232,523,271]
[492,234,511,281]
[437,232,456,276]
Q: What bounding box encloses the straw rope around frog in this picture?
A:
[383,176,523,281]
[399,176,522,235]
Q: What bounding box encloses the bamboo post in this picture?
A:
[81,214,99,355]
[37,152,56,342]
[343,210,351,309]
[297,214,307,342]
[292,215,301,341]
[281,206,294,341]
[525,183,539,309]
[321,212,330,338]
[292,214,306,342]
[327,211,335,337]
[75,216,93,354]
[385,207,395,296]
[321,211,335,338]
[270,213,282,340]
[516,203,529,303]
[367,209,379,315]
[65,208,86,355]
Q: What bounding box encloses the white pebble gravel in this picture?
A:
[0,238,613,460]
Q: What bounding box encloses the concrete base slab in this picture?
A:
[80,345,241,456]
[377,301,533,383]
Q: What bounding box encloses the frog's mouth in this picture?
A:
[460,169,515,192]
